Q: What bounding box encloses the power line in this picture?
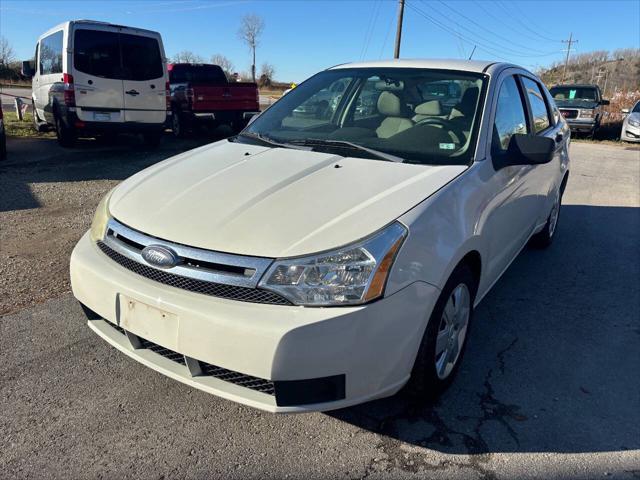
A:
[436,0,559,56]
[417,0,560,58]
[494,0,563,43]
[379,4,395,58]
[360,0,382,60]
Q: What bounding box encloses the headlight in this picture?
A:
[579,109,595,119]
[259,222,407,306]
[629,118,640,127]
[90,189,114,242]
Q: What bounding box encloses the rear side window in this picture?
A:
[40,31,63,75]
[74,30,120,78]
[121,33,163,81]
[492,76,529,153]
[170,65,227,84]
[521,77,551,133]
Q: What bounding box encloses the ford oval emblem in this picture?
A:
[141,245,179,269]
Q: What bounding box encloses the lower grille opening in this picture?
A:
[138,337,187,366]
[199,362,275,395]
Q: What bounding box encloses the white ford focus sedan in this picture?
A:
[71,59,570,412]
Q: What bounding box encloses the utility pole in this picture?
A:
[561,33,577,83]
[394,0,405,59]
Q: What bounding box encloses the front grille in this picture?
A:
[560,109,578,119]
[200,362,275,395]
[97,241,291,305]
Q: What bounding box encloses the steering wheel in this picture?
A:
[414,117,467,146]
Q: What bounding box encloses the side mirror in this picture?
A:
[621,108,630,114]
[494,134,555,169]
[601,99,610,106]
[21,60,35,78]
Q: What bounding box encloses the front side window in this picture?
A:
[40,31,63,75]
[522,77,551,133]
[244,68,486,166]
[492,76,529,153]
[74,30,120,78]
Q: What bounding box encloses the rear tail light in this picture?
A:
[63,73,75,107]
[165,81,170,110]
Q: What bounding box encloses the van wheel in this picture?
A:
[32,102,47,133]
[405,264,476,401]
[54,112,76,147]
[142,131,162,148]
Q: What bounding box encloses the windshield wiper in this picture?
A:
[288,138,404,163]
[232,132,304,150]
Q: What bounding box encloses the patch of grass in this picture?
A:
[3,111,54,138]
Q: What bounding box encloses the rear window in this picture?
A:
[169,65,227,84]
[121,33,163,81]
[74,29,163,80]
[74,30,120,78]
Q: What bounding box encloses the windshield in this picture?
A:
[550,86,598,102]
[241,68,486,165]
[633,101,640,114]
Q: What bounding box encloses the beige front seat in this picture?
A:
[412,99,443,122]
[375,91,413,138]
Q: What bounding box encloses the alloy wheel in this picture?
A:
[434,283,471,380]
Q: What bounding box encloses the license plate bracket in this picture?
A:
[119,295,179,350]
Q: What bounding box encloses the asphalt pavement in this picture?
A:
[1,141,639,479]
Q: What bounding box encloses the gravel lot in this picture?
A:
[0,137,639,479]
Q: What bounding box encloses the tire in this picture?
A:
[405,264,477,401]
[54,111,76,147]
[142,131,163,148]
[529,187,562,249]
[171,109,186,138]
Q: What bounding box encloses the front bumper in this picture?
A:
[70,232,439,412]
[621,123,640,142]
[566,118,597,132]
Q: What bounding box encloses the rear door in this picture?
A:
[120,32,166,123]
[72,27,125,122]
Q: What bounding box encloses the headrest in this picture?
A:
[375,80,404,92]
[377,91,403,116]
[414,100,442,116]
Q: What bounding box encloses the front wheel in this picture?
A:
[405,264,476,401]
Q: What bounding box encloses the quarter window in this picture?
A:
[522,77,551,133]
[492,76,529,153]
[40,31,63,75]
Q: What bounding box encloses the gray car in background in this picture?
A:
[620,100,640,142]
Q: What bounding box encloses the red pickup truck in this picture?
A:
[168,63,260,136]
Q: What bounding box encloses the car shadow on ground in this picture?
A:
[330,204,640,457]
[0,130,228,212]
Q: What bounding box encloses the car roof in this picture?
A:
[551,84,599,88]
[328,58,507,74]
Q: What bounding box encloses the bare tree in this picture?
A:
[210,53,235,78]
[0,36,15,65]
[259,62,275,87]
[171,50,204,63]
[237,14,264,82]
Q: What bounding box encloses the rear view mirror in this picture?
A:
[494,134,555,169]
[601,99,610,106]
[21,60,35,78]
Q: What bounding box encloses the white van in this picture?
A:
[22,20,168,147]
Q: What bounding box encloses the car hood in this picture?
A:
[109,140,466,258]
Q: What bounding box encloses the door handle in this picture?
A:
[125,89,140,96]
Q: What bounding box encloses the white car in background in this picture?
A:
[71,59,570,413]
[621,100,640,142]
[22,20,167,147]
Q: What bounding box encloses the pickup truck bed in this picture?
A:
[168,63,260,136]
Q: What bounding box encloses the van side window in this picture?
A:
[74,30,120,78]
[40,31,63,75]
[521,77,551,133]
[492,76,529,153]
